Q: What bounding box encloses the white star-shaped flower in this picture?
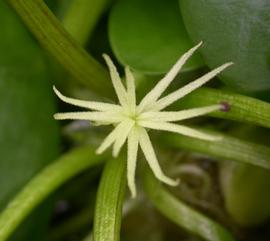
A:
[54,42,232,197]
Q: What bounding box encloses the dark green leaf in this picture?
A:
[0,2,59,240]
[180,0,270,92]
[109,0,203,74]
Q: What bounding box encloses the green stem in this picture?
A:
[160,129,270,169]
[63,0,112,45]
[0,146,106,241]
[143,169,235,241]
[179,87,270,129]
[93,157,126,241]
[8,0,113,98]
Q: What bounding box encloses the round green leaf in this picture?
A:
[109,0,203,74]
[180,0,270,93]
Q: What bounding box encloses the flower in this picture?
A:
[53,42,232,198]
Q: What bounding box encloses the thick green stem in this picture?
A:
[179,87,270,129]
[143,169,235,241]
[161,129,270,169]
[0,146,106,241]
[8,0,113,98]
[63,0,112,45]
[93,157,126,241]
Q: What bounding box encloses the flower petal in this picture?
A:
[96,121,127,154]
[139,121,222,141]
[53,111,123,123]
[53,86,121,111]
[112,120,135,157]
[125,66,136,113]
[154,62,233,110]
[139,104,221,122]
[103,54,128,108]
[137,42,202,112]
[138,127,179,186]
[127,127,139,198]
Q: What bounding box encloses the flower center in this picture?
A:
[123,108,140,124]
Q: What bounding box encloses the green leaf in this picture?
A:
[180,0,270,92]
[177,87,270,129]
[0,146,105,241]
[109,0,203,74]
[220,162,270,227]
[93,157,126,241]
[161,129,270,169]
[143,169,235,241]
[0,1,59,240]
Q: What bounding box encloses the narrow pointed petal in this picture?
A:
[127,128,139,198]
[125,66,136,113]
[103,54,128,108]
[54,111,122,123]
[53,86,121,111]
[137,42,202,112]
[112,120,135,157]
[155,62,233,111]
[139,121,222,141]
[139,104,221,122]
[96,122,126,154]
[138,127,179,186]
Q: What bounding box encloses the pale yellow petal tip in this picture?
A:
[102,53,111,62]
[216,135,223,141]
[52,86,64,100]
[112,149,119,158]
[224,62,234,68]
[209,135,223,142]
[168,178,180,186]
[96,148,103,155]
[102,53,115,69]
[130,189,137,198]
[196,41,203,48]
[53,113,61,120]
[52,85,57,92]
[160,176,180,186]
[128,182,137,198]
[53,85,59,95]
[188,41,203,53]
